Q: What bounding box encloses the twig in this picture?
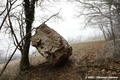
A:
[0,0,17,30]
[0,8,61,76]
[0,28,36,76]
[43,8,61,24]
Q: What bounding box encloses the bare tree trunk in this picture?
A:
[99,26,107,41]
[109,5,116,45]
[20,0,35,71]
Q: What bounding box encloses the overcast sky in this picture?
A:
[33,1,102,40]
[0,0,103,57]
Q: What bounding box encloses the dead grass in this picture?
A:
[0,59,20,80]
[71,40,106,63]
[0,53,46,80]
[29,52,46,66]
[0,40,120,80]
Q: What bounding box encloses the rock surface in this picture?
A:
[31,23,72,64]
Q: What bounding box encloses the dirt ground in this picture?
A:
[0,40,120,80]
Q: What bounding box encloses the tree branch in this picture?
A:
[0,0,17,30]
[43,8,61,24]
[0,0,8,16]
[76,0,111,19]
[0,27,36,76]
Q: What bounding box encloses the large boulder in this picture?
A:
[31,23,72,64]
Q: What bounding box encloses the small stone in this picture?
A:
[101,69,105,72]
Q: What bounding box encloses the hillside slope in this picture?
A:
[0,40,120,80]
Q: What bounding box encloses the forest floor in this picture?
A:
[0,40,120,80]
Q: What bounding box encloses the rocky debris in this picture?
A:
[31,23,72,64]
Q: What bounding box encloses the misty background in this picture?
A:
[0,0,104,64]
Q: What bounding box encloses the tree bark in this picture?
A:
[20,0,35,71]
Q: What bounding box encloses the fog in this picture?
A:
[0,0,104,64]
